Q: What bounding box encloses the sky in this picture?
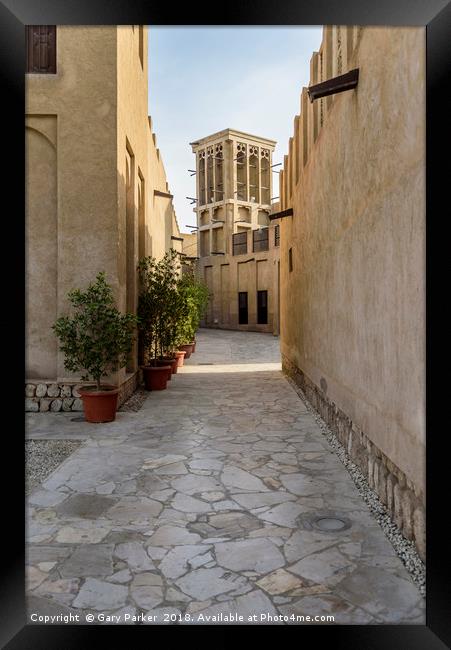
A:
[148,26,323,233]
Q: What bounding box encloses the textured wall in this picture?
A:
[279,27,425,520]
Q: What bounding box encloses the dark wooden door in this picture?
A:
[238,292,248,325]
[257,290,268,324]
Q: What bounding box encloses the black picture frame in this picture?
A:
[1,0,449,647]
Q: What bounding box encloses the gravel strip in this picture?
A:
[26,440,82,495]
[286,375,426,598]
[119,386,148,412]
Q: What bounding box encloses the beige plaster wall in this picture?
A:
[26,26,119,380]
[26,26,180,382]
[279,27,425,499]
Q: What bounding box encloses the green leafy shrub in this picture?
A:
[53,272,138,390]
[138,249,181,363]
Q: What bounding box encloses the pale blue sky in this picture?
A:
[148,26,323,232]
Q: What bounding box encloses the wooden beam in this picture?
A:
[171,235,184,241]
[307,68,359,102]
[269,208,293,221]
[154,189,173,198]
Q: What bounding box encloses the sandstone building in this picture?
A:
[191,129,280,334]
[25,25,181,409]
[278,26,425,558]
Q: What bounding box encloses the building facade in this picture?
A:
[25,25,181,409]
[191,129,280,334]
[278,26,425,558]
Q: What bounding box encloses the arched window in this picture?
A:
[236,143,247,201]
[249,145,259,203]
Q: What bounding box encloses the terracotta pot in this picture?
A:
[191,340,196,353]
[78,384,119,423]
[142,365,171,390]
[178,343,194,359]
[174,350,186,368]
[156,358,175,380]
[163,357,178,375]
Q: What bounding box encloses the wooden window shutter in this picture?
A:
[26,26,56,74]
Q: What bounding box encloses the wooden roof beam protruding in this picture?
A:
[307,68,359,102]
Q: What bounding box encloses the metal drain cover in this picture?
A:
[297,511,352,533]
[314,517,348,531]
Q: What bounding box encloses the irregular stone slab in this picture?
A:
[108,569,132,584]
[142,455,187,469]
[106,497,162,522]
[172,493,212,513]
[200,492,226,502]
[132,572,163,587]
[159,545,211,580]
[166,587,192,603]
[72,578,128,611]
[171,474,221,495]
[212,500,242,511]
[334,565,425,623]
[146,546,168,560]
[27,545,72,564]
[59,544,114,578]
[188,552,214,569]
[215,538,285,573]
[55,524,111,544]
[256,569,305,595]
[186,589,280,624]
[26,566,49,591]
[28,489,69,507]
[189,459,223,471]
[248,525,292,539]
[96,482,116,495]
[288,547,355,586]
[35,577,80,598]
[150,489,175,502]
[221,466,269,492]
[37,561,57,572]
[146,524,201,546]
[154,462,188,475]
[284,529,339,563]
[271,453,298,466]
[176,567,248,600]
[115,542,155,572]
[56,494,117,518]
[280,473,327,497]
[257,502,308,528]
[231,491,296,510]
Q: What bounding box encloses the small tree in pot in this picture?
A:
[53,272,137,422]
[137,249,180,389]
[176,271,209,356]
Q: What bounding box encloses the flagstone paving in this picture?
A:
[26,329,425,625]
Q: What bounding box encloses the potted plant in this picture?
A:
[176,271,209,357]
[137,250,180,390]
[53,272,137,423]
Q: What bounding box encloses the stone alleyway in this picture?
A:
[26,329,424,625]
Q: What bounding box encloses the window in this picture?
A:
[253,228,269,253]
[199,151,206,206]
[236,143,247,201]
[257,291,268,324]
[26,26,56,74]
[275,225,280,247]
[289,247,293,272]
[233,231,247,256]
[238,292,248,325]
